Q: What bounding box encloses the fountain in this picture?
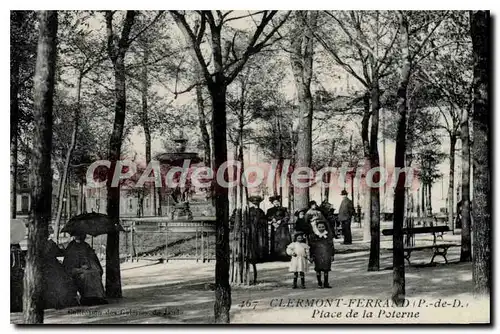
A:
[155,132,203,220]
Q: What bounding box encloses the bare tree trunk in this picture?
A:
[211,84,231,323]
[460,106,472,262]
[141,41,154,216]
[421,182,426,216]
[230,145,238,212]
[230,208,241,284]
[368,77,381,272]
[470,10,490,296]
[105,10,136,298]
[238,122,246,283]
[77,181,83,215]
[277,113,283,198]
[23,10,57,324]
[196,82,211,168]
[288,149,295,215]
[142,42,151,170]
[54,72,82,243]
[324,139,335,202]
[66,179,72,217]
[392,11,410,305]
[290,11,317,211]
[447,134,457,231]
[170,9,287,322]
[427,182,433,216]
[82,183,87,213]
[361,91,371,242]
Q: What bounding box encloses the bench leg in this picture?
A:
[431,247,449,264]
[404,250,412,266]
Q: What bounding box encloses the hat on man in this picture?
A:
[248,195,263,205]
[341,189,348,196]
[269,195,281,203]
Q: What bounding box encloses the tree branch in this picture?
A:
[128,11,165,46]
[410,12,448,62]
[170,11,213,87]
[225,11,290,84]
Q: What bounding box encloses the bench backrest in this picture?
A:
[382,225,450,236]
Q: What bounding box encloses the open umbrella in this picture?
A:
[61,212,125,237]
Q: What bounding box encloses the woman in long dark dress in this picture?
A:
[63,233,107,306]
[43,238,79,309]
[248,196,269,263]
[309,221,334,289]
[266,196,291,261]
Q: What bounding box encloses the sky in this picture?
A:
[81,10,464,213]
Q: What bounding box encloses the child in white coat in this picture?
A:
[286,232,310,289]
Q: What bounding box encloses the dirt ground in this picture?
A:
[10,230,490,324]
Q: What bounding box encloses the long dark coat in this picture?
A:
[43,240,79,309]
[266,206,291,260]
[309,234,334,272]
[338,197,355,222]
[248,206,269,263]
[63,240,105,300]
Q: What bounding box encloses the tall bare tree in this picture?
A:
[391,9,449,302]
[460,102,472,261]
[313,11,399,270]
[23,10,58,324]
[392,11,410,305]
[290,11,317,211]
[470,10,490,296]
[170,10,289,323]
[53,26,107,243]
[104,10,137,298]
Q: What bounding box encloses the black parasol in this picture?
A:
[61,212,125,237]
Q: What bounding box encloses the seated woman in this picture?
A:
[63,233,107,306]
[43,237,79,309]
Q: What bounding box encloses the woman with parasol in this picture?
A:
[63,232,107,306]
[60,212,124,305]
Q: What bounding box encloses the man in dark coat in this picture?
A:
[266,196,291,261]
[248,195,269,263]
[338,190,355,244]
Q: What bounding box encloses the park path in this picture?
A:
[10,240,489,324]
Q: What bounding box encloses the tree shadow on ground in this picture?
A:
[11,248,472,324]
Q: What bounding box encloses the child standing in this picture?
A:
[286,232,310,289]
[309,221,334,289]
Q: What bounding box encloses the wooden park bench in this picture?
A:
[382,225,460,266]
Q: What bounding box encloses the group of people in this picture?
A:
[11,229,107,312]
[239,190,355,288]
[286,190,355,289]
